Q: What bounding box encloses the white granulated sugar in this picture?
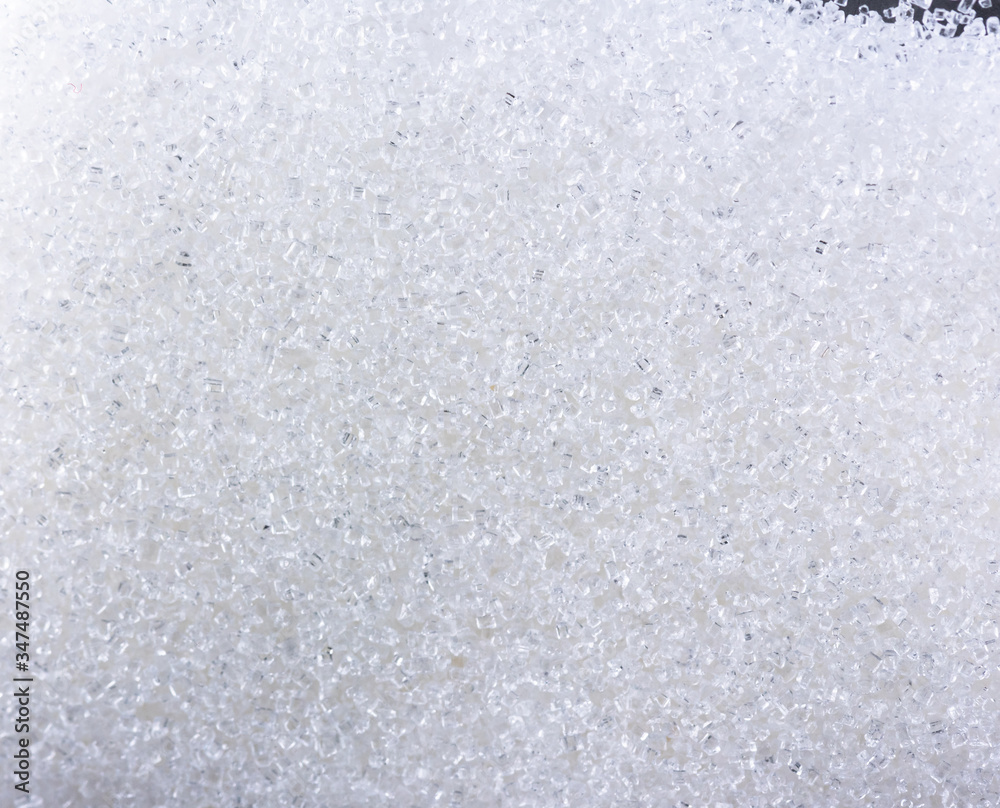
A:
[2,0,1000,804]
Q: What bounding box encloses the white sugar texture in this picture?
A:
[3,0,1000,805]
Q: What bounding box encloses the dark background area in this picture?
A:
[812,0,998,35]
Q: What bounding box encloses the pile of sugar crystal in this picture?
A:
[2,1,1000,804]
